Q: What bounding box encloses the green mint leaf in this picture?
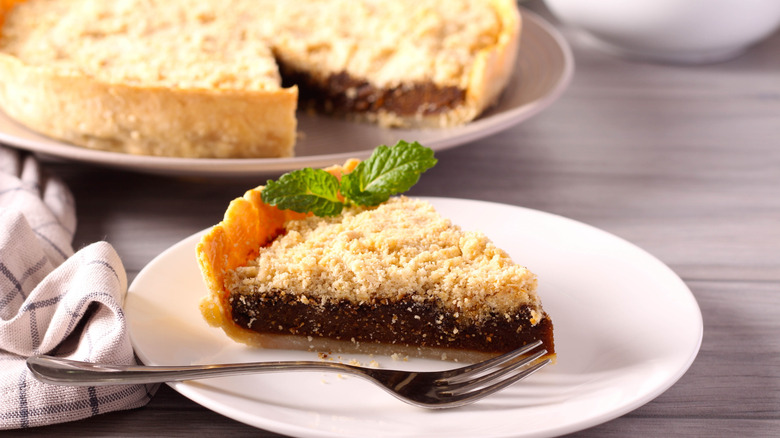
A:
[261,168,344,217]
[340,140,437,206]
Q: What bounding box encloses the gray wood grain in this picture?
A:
[5,1,778,436]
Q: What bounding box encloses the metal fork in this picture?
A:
[26,340,550,409]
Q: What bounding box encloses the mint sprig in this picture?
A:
[261,141,437,217]
[261,167,344,216]
[341,141,437,206]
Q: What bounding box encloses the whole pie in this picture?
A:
[0,0,520,158]
[196,160,555,362]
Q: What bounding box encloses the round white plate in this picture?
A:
[0,9,573,177]
[126,197,703,438]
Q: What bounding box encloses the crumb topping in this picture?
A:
[1,0,503,89]
[230,197,540,319]
[0,0,281,90]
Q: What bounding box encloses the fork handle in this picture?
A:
[26,355,355,386]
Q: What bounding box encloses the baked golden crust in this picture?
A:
[464,0,521,123]
[0,57,299,158]
[196,159,359,347]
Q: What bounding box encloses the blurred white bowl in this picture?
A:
[543,0,780,63]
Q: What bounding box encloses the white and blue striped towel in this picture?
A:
[0,146,154,429]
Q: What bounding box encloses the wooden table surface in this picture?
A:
[7,2,779,436]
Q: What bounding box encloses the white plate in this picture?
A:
[0,9,573,177]
[126,197,703,438]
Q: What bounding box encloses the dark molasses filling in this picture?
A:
[280,68,466,116]
[230,290,555,355]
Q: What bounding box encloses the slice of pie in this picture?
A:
[197,160,554,362]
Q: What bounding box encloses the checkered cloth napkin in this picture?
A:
[0,146,155,429]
